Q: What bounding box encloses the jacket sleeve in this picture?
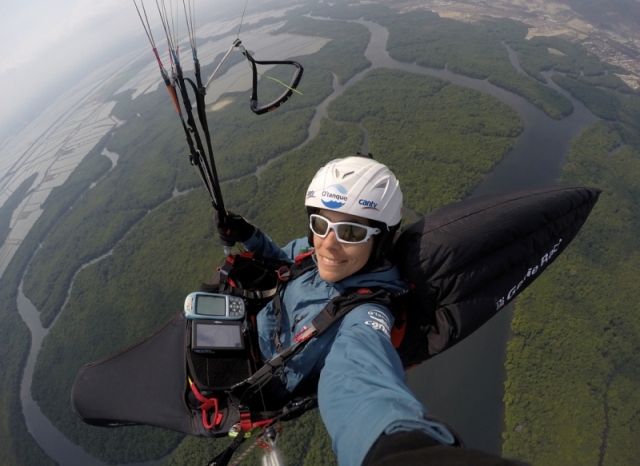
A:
[242,230,310,262]
[318,304,455,466]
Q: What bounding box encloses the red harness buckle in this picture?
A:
[240,411,253,432]
[238,408,273,433]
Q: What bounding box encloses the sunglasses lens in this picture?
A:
[310,215,329,236]
[336,224,367,242]
[311,215,369,243]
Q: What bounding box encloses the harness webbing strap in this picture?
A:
[271,254,317,354]
[232,285,394,402]
[231,331,311,396]
[222,285,279,300]
[207,431,246,466]
[272,291,285,353]
[189,380,223,429]
[312,287,393,337]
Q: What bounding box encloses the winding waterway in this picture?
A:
[17,16,599,464]
[17,153,165,466]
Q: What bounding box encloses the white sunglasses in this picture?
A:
[309,214,380,244]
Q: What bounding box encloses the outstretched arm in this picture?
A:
[317,304,456,466]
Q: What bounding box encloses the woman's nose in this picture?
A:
[323,228,340,248]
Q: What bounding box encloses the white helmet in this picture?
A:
[305,156,403,228]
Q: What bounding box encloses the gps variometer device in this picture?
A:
[183,292,245,320]
[184,292,247,354]
[191,320,244,353]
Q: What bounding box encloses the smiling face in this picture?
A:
[313,209,375,283]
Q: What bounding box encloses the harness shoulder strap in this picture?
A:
[271,252,316,352]
[311,287,393,337]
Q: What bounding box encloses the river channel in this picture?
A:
[17,17,598,464]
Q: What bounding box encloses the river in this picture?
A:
[17,16,598,464]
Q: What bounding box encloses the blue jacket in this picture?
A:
[244,230,454,466]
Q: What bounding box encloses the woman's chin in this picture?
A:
[317,268,342,283]
[317,261,365,283]
[317,265,348,283]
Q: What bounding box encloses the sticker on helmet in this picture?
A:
[321,184,348,209]
[358,199,378,210]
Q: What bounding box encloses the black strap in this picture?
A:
[272,290,285,352]
[206,431,246,466]
[312,287,393,337]
[271,255,317,353]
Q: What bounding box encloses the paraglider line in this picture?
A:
[236,0,250,39]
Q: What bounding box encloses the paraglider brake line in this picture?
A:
[133,0,304,233]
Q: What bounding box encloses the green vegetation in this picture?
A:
[503,121,640,465]
[552,74,619,121]
[0,133,114,466]
[574,73,637,94]
[302,2,574,119]
[509,35,607,82]
[488,72,574,119]
[31,188,210,464]
[0,289,51,466]
[290,0,623,125]
[552,73,640,129]
[22,92,174,327]
[6,1,640,465]
[329,68,522,214]
[275,15,371,86]
[0,173,37,246]
[368,11,574,119]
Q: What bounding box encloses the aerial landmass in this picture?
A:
[0,1,639,465]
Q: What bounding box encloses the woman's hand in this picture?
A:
[215,211,256,244]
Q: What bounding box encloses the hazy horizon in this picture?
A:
[0,0,253,146]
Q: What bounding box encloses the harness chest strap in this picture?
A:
[270,252,316,353]
[231,284,394,400]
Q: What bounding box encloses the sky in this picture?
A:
[0,0,241,141]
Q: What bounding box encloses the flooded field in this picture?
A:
[0,6,333,282]
[0,96,125,277]
[117,8,327,103]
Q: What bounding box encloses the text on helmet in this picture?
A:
[358,199,378,209]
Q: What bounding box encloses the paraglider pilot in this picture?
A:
[217,155,524,466]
